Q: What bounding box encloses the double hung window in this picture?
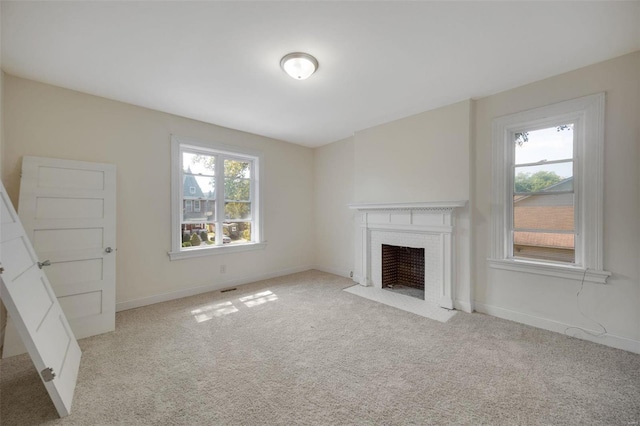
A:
[512,124,575,264]
[170,136,263,259]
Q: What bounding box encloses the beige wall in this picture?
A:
[313,136,354,277]
[353,100,471,204]
[473,51,640,348]
[2,75,315,308]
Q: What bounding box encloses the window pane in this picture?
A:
[513,231,575,263]
[225,202,251,220]
[514,124,573,165]
[182,175,215,199]
[183,152,215,176]
[224,160,251,204]
[514,193,574,231]
[225,222,251,245]
[224,159,251,178]
[181,223,215,248]
[224,178,250,201]
[514,163,573,193]
[183,200,215,222]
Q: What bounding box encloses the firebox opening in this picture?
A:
[381,244,425,300]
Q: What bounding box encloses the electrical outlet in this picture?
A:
[220,264,226,274]
[350,271,354,278]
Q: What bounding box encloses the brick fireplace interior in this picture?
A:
[381,244,425,300]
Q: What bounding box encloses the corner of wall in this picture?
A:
[0,47,6,352]
[311,136,356,277]
[468,98,477,312]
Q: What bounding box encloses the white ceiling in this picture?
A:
[2,1,639,147]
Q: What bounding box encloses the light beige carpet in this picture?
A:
[1,270,639,425]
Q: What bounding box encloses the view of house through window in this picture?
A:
[512,124,575,263]
[180,148,254,249]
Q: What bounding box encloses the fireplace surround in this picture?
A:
[349,201,466,309]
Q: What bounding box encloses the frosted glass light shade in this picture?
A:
[280,52,318,80]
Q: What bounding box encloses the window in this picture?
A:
[170,136,264,260]
[490,93,610,283]
[512,124,575,263]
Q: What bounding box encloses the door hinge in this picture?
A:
[40,367,56,382]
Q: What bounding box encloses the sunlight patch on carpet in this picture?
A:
[191,301,239,322]
[344,285,456,323]
[191,290,279,322]
[239,290,278,307]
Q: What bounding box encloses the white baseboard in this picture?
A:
[454,300,473,313]
[116,265,313,312]
[311,265,352,279]
[474,302,640,355]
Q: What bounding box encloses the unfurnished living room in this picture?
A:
[0,1,639,425]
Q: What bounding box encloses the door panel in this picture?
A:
[2,235,37,280]
[45,258,103,286]
[37,166,105,190]
[0,181,81,417]
[11,271,56,330]
[58,291,103,319]
[36,197,104,219]
[33,228,104,252]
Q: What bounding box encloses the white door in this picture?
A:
[0,181,81,417]
[3,156,116,357]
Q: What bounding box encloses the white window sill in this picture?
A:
[488,258,611,284]
[168,242,266,261]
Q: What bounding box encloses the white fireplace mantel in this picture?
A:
[350,200,467,310]
[348,200,466,211]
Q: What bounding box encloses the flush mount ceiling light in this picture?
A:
[280,52,318,80]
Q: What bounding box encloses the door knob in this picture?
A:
[105,247,113,254]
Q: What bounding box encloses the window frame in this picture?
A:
[489,93,610,284]
[169,135,265,260]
